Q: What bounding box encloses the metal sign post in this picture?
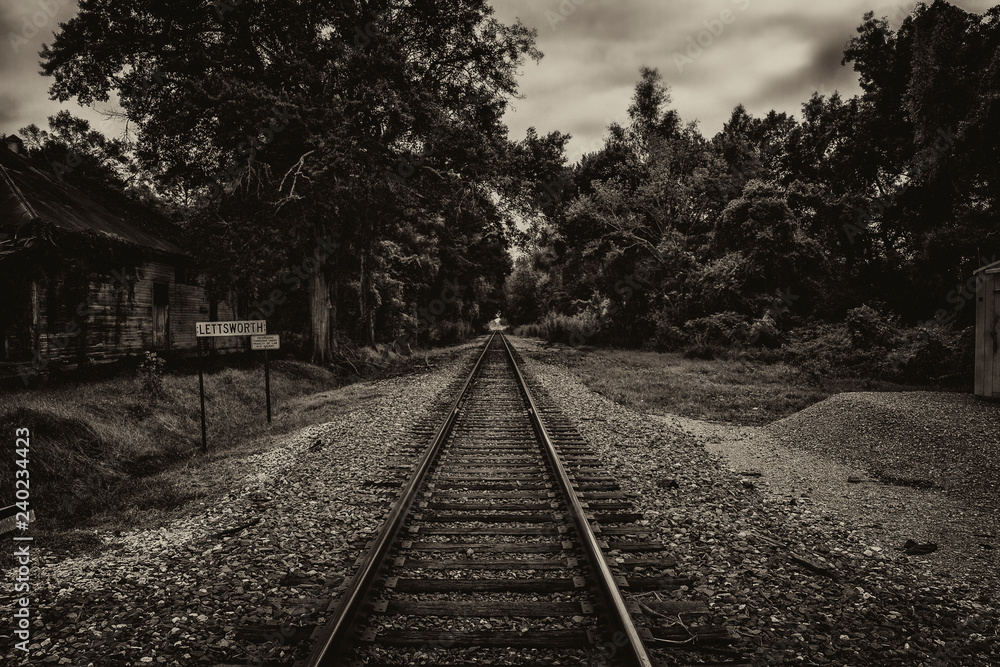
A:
[195,321,267,450]
[264,350,271,424]
[251,334,280,425]
[198,338,207,452]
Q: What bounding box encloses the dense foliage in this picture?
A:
[508,2,998,383]
[38,0,550,361]
[26,1,999,382]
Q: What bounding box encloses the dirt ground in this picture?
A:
[661,401,1000,588]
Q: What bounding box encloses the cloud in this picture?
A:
[0,4,23,71]
[739,32,860,114]
[493,0,996,163]
[2,0,996,163]
[0,91,19,125]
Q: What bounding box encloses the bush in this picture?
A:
[683,311,747,348]
[683,343,718,360]
[887,325,974,384]
[514,311,604,346]
[429,320,473,346]
[277,331,310,358]
[648,310,689,351]
[846,305,899,349]
[746,314,782,349]
[137,351,166,398]
[778,321,871,383]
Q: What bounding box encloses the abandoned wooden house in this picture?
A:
[0,134,243,382]
[975,258,1000,399]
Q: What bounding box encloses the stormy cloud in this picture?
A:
[490,0,993,160]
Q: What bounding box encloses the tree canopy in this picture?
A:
[507,1,1000,356]
[35,0,1000,366]
[40,0,544,360]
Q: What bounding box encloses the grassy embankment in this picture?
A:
[0,348,450,553]
[524,344,942,426]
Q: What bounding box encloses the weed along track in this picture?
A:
[234,334,740,666]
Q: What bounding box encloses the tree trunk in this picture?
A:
[329,279,338,353]
[309,267,331,364]
[360,250,376,347]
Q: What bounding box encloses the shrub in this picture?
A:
[277,331,310,358]
[887,325,974,385]
[514,311,604,346]
[746,314,782,349]
[846,304,899,349]
[514,322,543,338]
[137,351,166,398]
[778,321,868,383]
[683,344,718,360]
[683,311,747,348]
[652,322,688,352]
[429,320,473,346]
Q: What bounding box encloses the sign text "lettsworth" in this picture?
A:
[195,321,266,337]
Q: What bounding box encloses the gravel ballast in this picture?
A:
[511,336,999,666]
[6,336,998,666]
[1,341,483,666]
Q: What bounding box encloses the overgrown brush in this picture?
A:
[518,306,974,387]
[0,360,338,529]
[514,311,604,346]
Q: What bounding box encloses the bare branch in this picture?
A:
[276,150,316,210]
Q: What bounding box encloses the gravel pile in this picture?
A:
[511,336,999,666]
[770,391,1000,505]
[1,343,481,667]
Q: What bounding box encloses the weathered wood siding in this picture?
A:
[975,269,999,398]
[32,259,244,367]
[0,273,34,362]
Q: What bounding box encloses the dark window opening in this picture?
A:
[152,282,170,349]
[175,266,201,286]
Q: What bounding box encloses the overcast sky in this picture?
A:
[1,0,995,163]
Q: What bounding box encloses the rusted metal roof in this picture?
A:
[0,147,189,258]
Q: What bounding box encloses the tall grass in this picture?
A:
[515,311,604,346]
[0,360,338,530]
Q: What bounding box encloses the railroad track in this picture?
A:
[233,333,740,666]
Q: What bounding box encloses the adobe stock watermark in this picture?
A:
[246,236,341,321]
[546,0,590,31]
[673,0,751,73]
[12,427,33,655]
[6,0,72,53]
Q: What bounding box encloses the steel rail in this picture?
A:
[301,332,497,666]
[498,332,655,667]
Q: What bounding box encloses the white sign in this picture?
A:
[251,334,280,351]
[195,320,266,337]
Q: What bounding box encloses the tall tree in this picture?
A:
[40,0,540,359]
